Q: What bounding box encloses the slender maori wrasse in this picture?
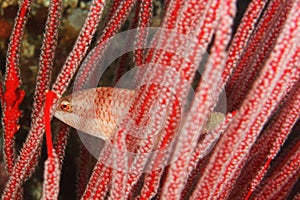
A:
[54,87,225,141]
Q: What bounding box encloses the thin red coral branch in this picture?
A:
[252,92,299,198]
[21,0,63,184]
[227,57,298,199]
[222,0,267,86]
[160,0,235,198]
[1,1,31,199]
[2,0,31,175]
[15,6,64,196]
[134,0,152,66]
[53,123,70,166]
[52,0,106,96]
[40,90,60,199]
[180,112,235,199]
[1,1,105,199]
[74,0,136,90]
[92,165,112,199]
[31,0,63,121]
[108,131,128,199]
[76,145,92,199]
[227,0,292,110]
[121,1,226,198]
[229,49,300,200]
[81,162,111,199]
[188,111,236,179]
[255,139,300,199]
[41,151,61,200]
[44,90,58,158]
[191,1,300,198]
[161,0,184,29]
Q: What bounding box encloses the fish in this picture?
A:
[54,87,225,141]
[54,87,134,140]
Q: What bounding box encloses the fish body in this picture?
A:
[54,87,225,140]
[54,87,134,140]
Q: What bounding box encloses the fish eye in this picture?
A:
[60,100,72,112]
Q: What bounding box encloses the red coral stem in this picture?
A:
[44,90,57,158]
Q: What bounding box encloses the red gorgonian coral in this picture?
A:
[0,0,299,199]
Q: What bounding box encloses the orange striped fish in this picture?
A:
[54,87,225,141]
[54,87,134,140]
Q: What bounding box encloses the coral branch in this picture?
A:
[229,47,300,199]
[41,90,61,200]
[31,0,63,121]
[227,0,292,110]
[161,0,235,198]
[255,139,300,199]
[134,0,152,66]
[191,1,300,198]
[44,90,58,158]
[52,0,106,96]
[76,145,92,199]
[53,123,70,166]
[2,0,31,176]
[222,0,267,85]
[74,0,136,89]
[41,151,61,200]
[1,1,105,199]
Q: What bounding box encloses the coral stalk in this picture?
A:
[1,0,105,199]
[191,1,300,198]
[2,0,31,176]
[41,151,61,200]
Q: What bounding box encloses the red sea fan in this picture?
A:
[0,0,299,199]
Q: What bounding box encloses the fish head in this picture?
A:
[54,89,112,140]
